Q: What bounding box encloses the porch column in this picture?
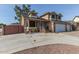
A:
[40,21,42,32]
[35,21,36,27]
[27,20,29,32]
[24,18,30,33]
[35,21,37,32]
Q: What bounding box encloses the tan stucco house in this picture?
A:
[20,12,72,33]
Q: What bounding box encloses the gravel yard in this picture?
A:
[14,44,79,54]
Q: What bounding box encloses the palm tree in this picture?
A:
[14,5,22,23]
[22,4,30,14]
[14,4,31,23]
[14,4,38,22]
[29,10,38,17]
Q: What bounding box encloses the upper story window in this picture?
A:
[58,16,61,19]
[52,15,55,19]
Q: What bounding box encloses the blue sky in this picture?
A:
[0,4,79,24]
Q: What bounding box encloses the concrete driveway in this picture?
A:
[0,32,79,53]
[61,31,79,37]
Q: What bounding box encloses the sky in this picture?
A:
[0,4,79,24]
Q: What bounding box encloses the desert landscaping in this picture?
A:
[14,44,79,54]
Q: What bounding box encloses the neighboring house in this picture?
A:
[20,12,72,33]
[73,16,79,31]
[73,16,79,23]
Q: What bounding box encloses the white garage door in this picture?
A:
[67,25,71,31]
[55,24,65,32]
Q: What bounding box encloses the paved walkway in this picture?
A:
[0,33,79,53]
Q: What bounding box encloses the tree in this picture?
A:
[29,10,38,16]
[14,5,22,23]
[14,4,31,23]
[14,4,38,23]
[22,4,31,15]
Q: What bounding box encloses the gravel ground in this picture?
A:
[14,44,79,54]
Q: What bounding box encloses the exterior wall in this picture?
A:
[49,14,61,21]
[51,22,55,32]
[56,15,61,21]
[41,14,61,21]
[50,14,56,21]
[40,22,46,32]
[41,14,50,21]
[3,25,24,35]
[48,22,53,32]
[38,21,54,33]
[21,15,25,26]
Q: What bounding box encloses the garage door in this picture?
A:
[67,25,71,31]
[55,24,65,32]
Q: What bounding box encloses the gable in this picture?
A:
[41,14,50,21]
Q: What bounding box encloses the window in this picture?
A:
[29,21,35,27]
[58,16,61,19]
[52,15,55,18]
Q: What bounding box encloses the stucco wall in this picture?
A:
[3,25,24,35]
[41,14,49,21]
[51,22,55,32]
[21,16,25,26]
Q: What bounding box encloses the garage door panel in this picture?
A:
[55,24,65,32]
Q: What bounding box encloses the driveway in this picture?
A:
[61,31,79,37]
[0,32,79,53]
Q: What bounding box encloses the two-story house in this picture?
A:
[20,12,72,33]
